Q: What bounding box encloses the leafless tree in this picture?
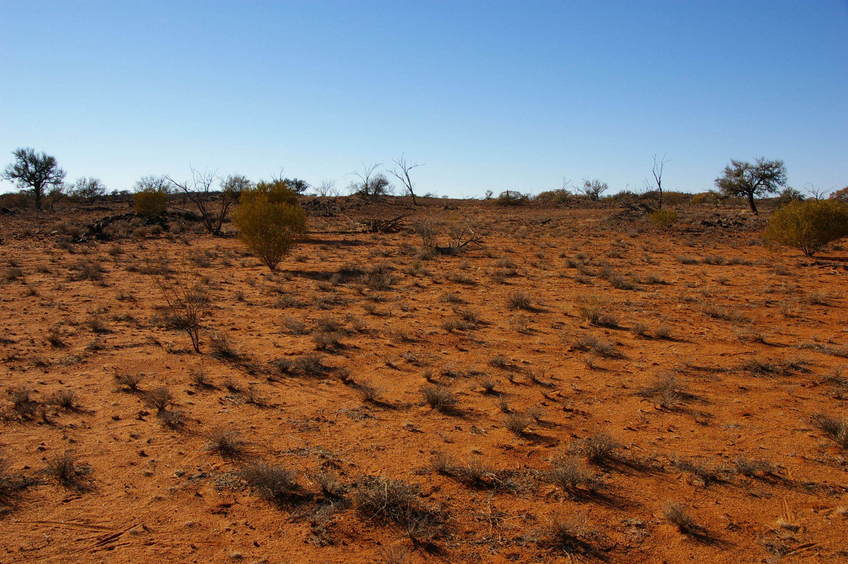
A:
[805,185,829,201]
[447,223,482,252]
[167,169,237,236]
[154,269,212,353]
[135,175,170,193]
[390,155,422,205]
[651,154,668,209]
[315,180,338,197]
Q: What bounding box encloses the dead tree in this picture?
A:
[390,155,422,205]
[167,169,237,236]
[445,224,482,252]
[651,154,668,209]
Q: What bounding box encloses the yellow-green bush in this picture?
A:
[233,181,306,271]
[764,199,848,256]
[691,191,720,206]
[648,208,678,229]
[134,189,167,218]
[662,192,691,206]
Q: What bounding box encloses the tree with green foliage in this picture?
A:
[715,157,786,214]
[581,179,608,201]
[69,177,107,201]
[280,177,309,194]
[2,148,66,211]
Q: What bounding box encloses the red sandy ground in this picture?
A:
[0,199,846,563]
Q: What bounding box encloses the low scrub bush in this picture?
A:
[355,476,448,541]
[535,189,572,206]
[134,189,167,219]
[495,190,528,206]
[233,181,306,271]
[764,199,848,256]
[240,463,308,507]
[648,208,678,229]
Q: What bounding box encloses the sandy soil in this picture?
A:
[1,198,846,563]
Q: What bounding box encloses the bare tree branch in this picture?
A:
[651,154,668,209]
[166,168,235,236]
[389,155,422,205]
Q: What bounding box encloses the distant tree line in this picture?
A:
[2,147,844,217]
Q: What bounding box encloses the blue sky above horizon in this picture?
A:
[1,0,846,197]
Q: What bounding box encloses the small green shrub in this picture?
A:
[134,189,167,218]
[233,181,306,271]
[648,208,678,229]
[764,199,848,256]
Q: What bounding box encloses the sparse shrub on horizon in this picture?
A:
[775,186,805,207]
[134,187,167,219]
[534,189,572,205]
[496,190,529,206]
[233,181,306,271]
[691,191,721,206]
[764,199,848,257]
[581,179,608,201]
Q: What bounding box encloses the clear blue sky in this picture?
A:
[1,0,846,197]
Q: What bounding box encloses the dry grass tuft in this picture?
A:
[0,457,40,510]
[507,291,534,311]
[538,511,602,557]
[44,451,92,492]
[572,433,621,465]
[547,455,601,497]
[240,463,309,507]
[205,428,249,459]
[47,389,80,411]
[114,372,144,393]
[421,385,459,414]
[355,476,449,543]
[810,414,848,449]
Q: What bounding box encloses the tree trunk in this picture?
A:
[747,192,758,214]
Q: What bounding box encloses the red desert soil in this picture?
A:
[1,198,846,563]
